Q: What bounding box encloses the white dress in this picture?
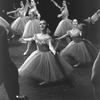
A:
[19,34,73,82]
[22,7,40,38]
[11,8,28,36]
[60,28,98,64]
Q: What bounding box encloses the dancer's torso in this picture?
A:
[68,29,82,42]
[35,34,51,52]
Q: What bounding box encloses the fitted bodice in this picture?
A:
[35,34,51,52]
[28,7,38,20]
[68,28,82,42]
[62,7,69,19]
[19,8,27,17]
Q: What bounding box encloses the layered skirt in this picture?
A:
[11,16,28,36]
[54,18,72,37]
[60,39,98,64]
[18,50,73,82]
[22,19,40,38]
[54,19,72,51]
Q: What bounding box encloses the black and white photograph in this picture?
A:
[0,0,100,100]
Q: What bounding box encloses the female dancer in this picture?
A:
[22,0,41,56]
[18,20,73,85]
[7,0,30,37]
[51,0,72,52]
[57,19,98,67]
[51,0,72,37]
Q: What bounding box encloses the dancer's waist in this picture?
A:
[73,37,82,43]
[38,48,50,52]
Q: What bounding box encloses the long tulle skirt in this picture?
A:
[22,19,40,38]
[18,50,73,82]
[0,16,10,30]
[54,19,72,37]
[82,39,98,61]
[60,40,97,63]
[11,16,28,36]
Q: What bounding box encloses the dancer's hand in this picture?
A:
[84,17,91,23]
[7,12,10,15]
[57,14,62,18]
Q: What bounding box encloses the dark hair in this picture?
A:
[40,20,49,28]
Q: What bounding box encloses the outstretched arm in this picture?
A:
[23,37,35,42]
[7,9,19,15]
[8,15,17,19]
[91,9,100,24]
[51,0,62,10]
[84,9,100,24]
[56,31,69,40]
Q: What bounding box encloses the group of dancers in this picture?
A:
[0,0,100,100]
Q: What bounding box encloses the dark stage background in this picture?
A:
[0,0,100,43]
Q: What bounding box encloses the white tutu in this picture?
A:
[11,16,28,36]
[54,19,72,37]
[22,19,40,38]
[19,50,73,82]
[60,41,92,63]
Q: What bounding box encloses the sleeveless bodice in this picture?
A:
[68,29,82,42]
[28,7,37,20]
[19,8,27,17]
[35,34,51,52]
[62,7,69,19]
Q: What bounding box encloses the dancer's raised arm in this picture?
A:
[56,32,69,40]
[84,9,100,24]
[51,0,62,10]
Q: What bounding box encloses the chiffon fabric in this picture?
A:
[54,18,72,37]
[60,29,98,64]
[54,18,73,52]
[22,19,40,38]
[19,34,73,82]
[11,8,29,36]
[11,16,28,36]
[54,6,72,37]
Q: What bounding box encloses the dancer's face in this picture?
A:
[62,1,66,7]
[31,0,36,6]
[39,21,47,31]
[72,19,78,28]
[20,1,24,7]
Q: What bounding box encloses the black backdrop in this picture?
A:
[0,0,100,43]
